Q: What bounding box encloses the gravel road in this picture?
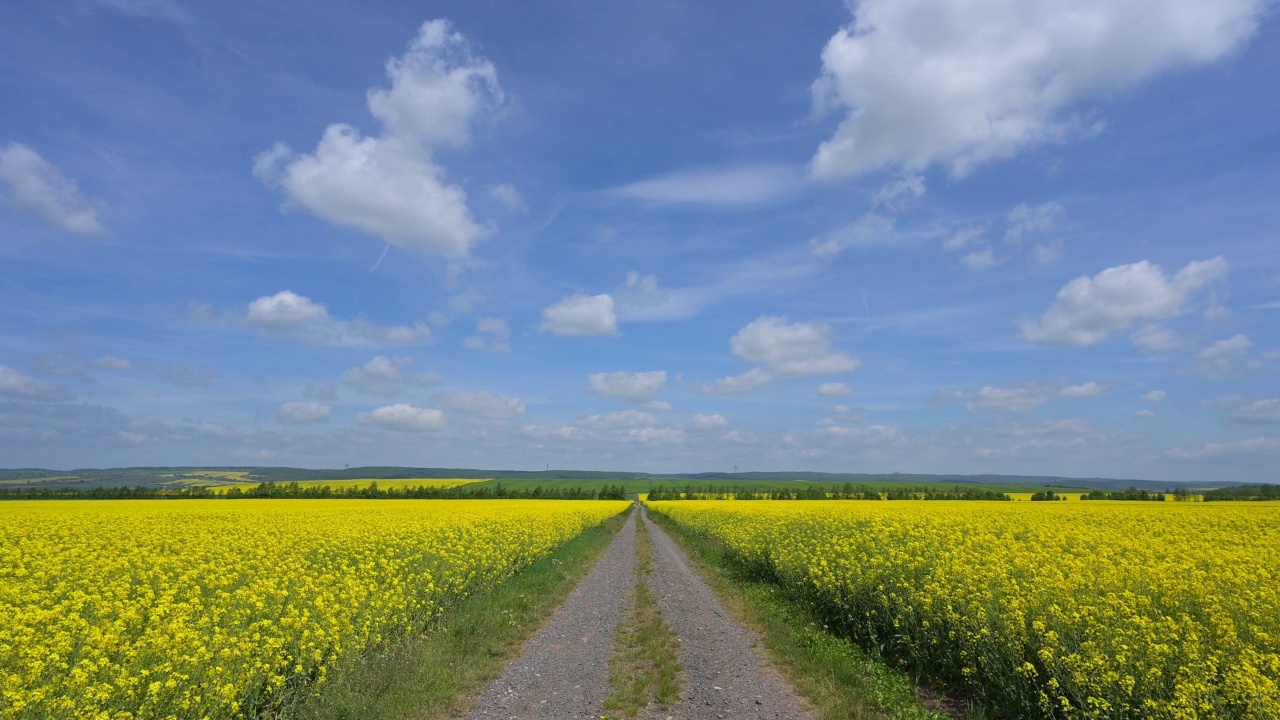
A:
[469,509,637,720]
[641,506,815,720]
[469,506,813,719]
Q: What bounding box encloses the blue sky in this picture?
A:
[2,0,1278,481]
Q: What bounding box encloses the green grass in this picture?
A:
[275,509,629,720]
[646,508,958,720]
[603,517,683,718]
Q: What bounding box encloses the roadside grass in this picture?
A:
[645,508,960,720]
[276,509,629,720]
[603,516,683,718]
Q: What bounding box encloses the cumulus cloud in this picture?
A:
[816,424,908,446]
[960,385,1054,413]
[817,382,853,397]
[276,402,331,424]
[586,370,667,404]
[944,225,987,252]
[1003,418,1092,437]
[1195,334,1262,378]
[435,391,525,421]
[246,291,431,347]
[489,183,526,212]
[623,427,687,445]
[355,403,447,432]
[809,0,1269,179]
[254,20,502,258]
[0,365,66,401]
[463,316,511,354]
[1227,399,1280,426]
[810,212,894,257]
[1141,390,1167,402]
[1165,436,1280,460]
[1005,202,1065,245]
[613,273,703,322]
[574,409,659,430]
[1060,381,1105,398]
[342,356,440,396]
[521,425,593,442]
[1135,409,1157,418]
[693,316,861,395]
[92,355,136,372]
[539,294,618,336]
[1131,324,1182,352]
[687,413,729,431]
[0,143,105,234]
[961,248,1002,271]
[1021,257,1228,346]
[605,163,802,207]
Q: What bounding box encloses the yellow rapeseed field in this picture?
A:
[648,500,1280,719]
[0,499,626,719]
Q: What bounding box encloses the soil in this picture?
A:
[469,506,815,719]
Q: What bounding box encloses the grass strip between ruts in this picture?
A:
[603,513,683,718]
[645,507,961,720]
[276,508,630,720]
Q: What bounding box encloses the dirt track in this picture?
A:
[469,506,814,719]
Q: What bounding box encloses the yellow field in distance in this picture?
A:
[205,477,488,493]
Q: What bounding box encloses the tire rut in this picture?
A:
[468,509,638,720]
[641,506,815,720]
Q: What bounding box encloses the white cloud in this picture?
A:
[575,410,659,429]
[687,413,730,431]
[0,365,65,401]
[693,316,861,395]
[342,356,440,397]
[1021,257,1228,346]
[489,183,527,212]
[1131,324,1182,352]
[870,174,926,211]
[944,225,987,252]
[1005,202,1065,245]
[1141,390,1167,402]
[1135,409,1157,418]
[1165,436,1280,460]
[809,0,1269,179]
[1060,381,1105,398]
[1228,399,1280,426]
[623,427,687,444]
[960,384,1054,414]
[0,143,105,234]
[463,316,511,354]
[1195,334,1260,378]
[816,424,908,446]
[246,291,432,347]
[586,370,667,403]
[92,355,136,371]
[521,425,593,442]
[810,212,894,257]
[613,273,702,322]
[254,20,502,258]
[817,382,853,397]
[961,248,1002,271]
[436,391,525,421]
[605,163,802,207]
[276,402,331,424]
[1033,243,1064,266]
[1004,418,1092,437]
[539,294,618,336]
[641,400,674,412]
[355,403,447,432]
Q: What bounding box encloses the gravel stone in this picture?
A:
[469,509,637,719]
[642,506,815,720]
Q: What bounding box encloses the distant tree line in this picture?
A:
[1030,490,1067,501]
[1203,484,1280,501]
[646,484,1011,501]
[1082,487,1167,501]
[0,482,630,501]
